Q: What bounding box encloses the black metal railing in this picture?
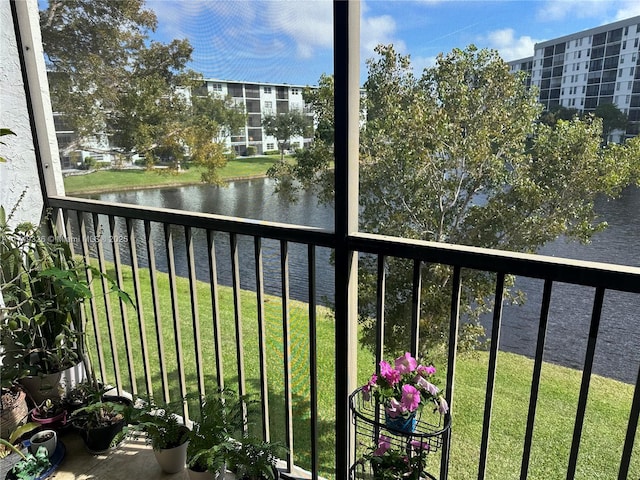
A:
[47,195,640,480]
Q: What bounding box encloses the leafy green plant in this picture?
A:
[186,390,249,474]
[230,436,287,480]
[71,400,127,430]
[0,441,51,480]
[0,202,134,378]
[127,398,189,450]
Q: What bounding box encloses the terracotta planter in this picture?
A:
[153,439,189,474]
[0,388,29,439]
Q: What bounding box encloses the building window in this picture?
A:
[635,38,639,48]
[291,88,300,95]
[623,40,627,49]
[266,143,275,150]
[264,101,273,110]
[212,83,222,92]
[264,86,272,94]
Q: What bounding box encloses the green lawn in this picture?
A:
[63,156,283,195]
[87,264,639,479]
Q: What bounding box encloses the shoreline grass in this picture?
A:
[63,156,283,195]
[86,262,639,479]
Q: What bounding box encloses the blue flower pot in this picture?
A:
[384,411,417,433]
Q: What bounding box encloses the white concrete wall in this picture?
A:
[0,0,63,228]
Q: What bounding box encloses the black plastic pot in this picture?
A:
[77,417,126,454]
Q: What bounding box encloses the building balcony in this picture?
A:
[2,2,639,479]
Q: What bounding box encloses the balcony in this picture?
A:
[2,2,640,480]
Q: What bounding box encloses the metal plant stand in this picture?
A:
[349,387,451,480]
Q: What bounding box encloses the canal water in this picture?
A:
[83,180,640,383]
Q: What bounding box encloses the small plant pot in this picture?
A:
[29,429,58,458]
[0,388,29,439]
[186,466,215,480]
[31,408,67,431]
[153,439,189,474]
[384,411,417,433]
[77,418,126,454]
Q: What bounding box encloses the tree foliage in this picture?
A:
[40,0,243,174]
[262,111,310,161]
[594,103,628,143]
[270,44,640,358]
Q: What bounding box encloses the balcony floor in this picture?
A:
[48,431,187,480]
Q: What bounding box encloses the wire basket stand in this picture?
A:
[349,386,451,480]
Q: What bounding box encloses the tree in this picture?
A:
[262,111,309,161]
[270,44,640,358]
[40,0,242,176]
[539,105,581,126]
[594,103,628,144]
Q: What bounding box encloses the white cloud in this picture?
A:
[267,1,333,59]
[535,0,609,22]
[361,14,405,57]
[613,1,640,20]
[485,28,540,61]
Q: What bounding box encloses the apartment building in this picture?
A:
[54,79,315,168]
[509,15,640,141]
[195,79,314,156]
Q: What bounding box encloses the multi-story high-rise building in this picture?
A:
[509,15,640,142]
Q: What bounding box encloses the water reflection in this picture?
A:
[79,181,640,383]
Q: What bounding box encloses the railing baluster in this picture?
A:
[108,215,136,395]
[478,272,506,480]
[375,254,386,366]
[164,223,189,420]
[230,233,246,402]
[145,220,170,403]
[92,212,122,391]
[520,279,553,479]
[185,226,205,402]
[308,244,319,480]
[207,230,224,390]
[207,230,224,391]
[126,218,153,398]
[254,237,271,440]
[618,362,640,479]
[440,265,462,480]
[410,259,422,357]
[567,287,605,480]
[75,211,106,381]
[280,240,294,470]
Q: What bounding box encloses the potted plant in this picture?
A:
[0,203,134,404]
[361,433,431,480]
[28,430,57,458]
[228,436,286,480]
[70,389,132,454]
[0,382,29,440]
[0,423,50,480]
[361,352,448,433]
[30,398,67,430]
[127,398,190,473]
[1,441,51,480]
[186,390,248,480]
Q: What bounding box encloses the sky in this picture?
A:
[146,0,640,86]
